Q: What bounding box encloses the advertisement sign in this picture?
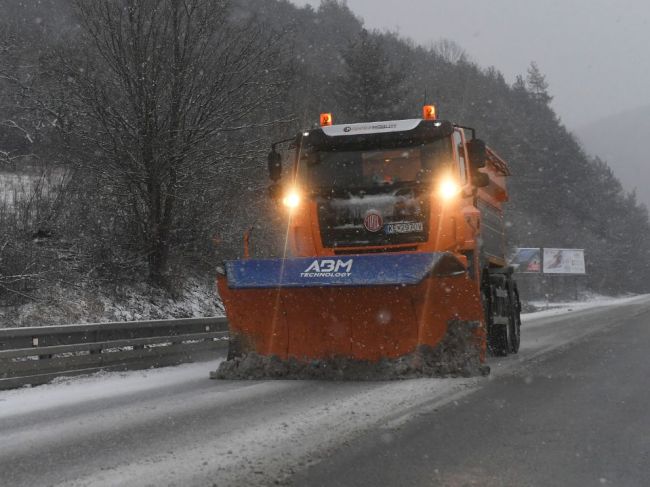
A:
[511,248,542,273]
[542,248,586,274]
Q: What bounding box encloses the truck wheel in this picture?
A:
[509,284,522,354]
[482,273,509,357]
[488,321,509,356]
[507,308,520,354]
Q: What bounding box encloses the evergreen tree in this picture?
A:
[526,61,552,104]
[337,29,409,122]
[512,74,527,93]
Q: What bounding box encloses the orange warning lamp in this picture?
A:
[423,105,437,120]
[320,113,333,126]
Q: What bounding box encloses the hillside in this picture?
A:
[1,0,649,324]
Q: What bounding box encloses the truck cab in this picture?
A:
[270,111,508,275]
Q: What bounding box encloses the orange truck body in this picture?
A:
[217,113,516,366]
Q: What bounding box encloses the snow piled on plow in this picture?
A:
[213,320,489,380]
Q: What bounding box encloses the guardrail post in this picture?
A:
[34,336,53,360]
[89,331,101,355]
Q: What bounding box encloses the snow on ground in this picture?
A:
[81,378,480,487]
[1,277,223,327]
[0,171,41,207]
[0,169,64,207]
[0,359,223,419]
[100,277,224,322]
[522,294,644,322]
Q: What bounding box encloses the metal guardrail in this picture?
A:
[0,317,229,390]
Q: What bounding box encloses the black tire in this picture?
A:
[488,320,509,356]
[482,271,509,357]
[509,283,522,354]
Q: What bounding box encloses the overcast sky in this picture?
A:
[292,0,650,129]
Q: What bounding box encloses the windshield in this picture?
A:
[302,137,453,190]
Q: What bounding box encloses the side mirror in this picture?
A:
[268,149,282,182]
[467,139,487,169]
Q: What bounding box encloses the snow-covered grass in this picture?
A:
[0,277,224,327]
[0,172,34,206]
[522,293,643,321]
[0,169,63,207]
[99,277,224,321]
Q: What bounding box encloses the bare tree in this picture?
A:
[0,14,66,171]
[0,24,34,168]
[59,0,287,284]
[430,39,469,65]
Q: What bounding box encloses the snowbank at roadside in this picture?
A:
[0,277,223,328]
[522,294,646,321]
[0,359,224,419]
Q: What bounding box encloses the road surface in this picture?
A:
[1,296,649,486]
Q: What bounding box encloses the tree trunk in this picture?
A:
[147,180,170,286]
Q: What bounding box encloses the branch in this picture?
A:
[1,119,34,143]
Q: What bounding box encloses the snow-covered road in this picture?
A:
[1,295,648,486]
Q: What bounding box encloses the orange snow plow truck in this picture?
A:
[214,106,521,380]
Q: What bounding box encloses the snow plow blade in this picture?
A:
[213,252,488,380]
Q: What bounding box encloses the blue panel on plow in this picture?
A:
[225,252,459,289]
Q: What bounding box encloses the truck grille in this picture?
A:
[317,189,430,249]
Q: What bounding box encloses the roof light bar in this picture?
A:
[423,105,437,120]
[320,113,333,126]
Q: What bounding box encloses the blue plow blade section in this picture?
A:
[225,252,465,289]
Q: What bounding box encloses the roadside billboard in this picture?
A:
[542,248,586,274]
[511,248,542,273]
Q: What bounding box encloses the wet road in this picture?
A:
[293,299,650,486]
[1,297,649,486]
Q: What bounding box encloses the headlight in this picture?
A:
[282,189,301,209]
[437,178,462,200]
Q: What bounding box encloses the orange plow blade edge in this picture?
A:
[213,253,488,379]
